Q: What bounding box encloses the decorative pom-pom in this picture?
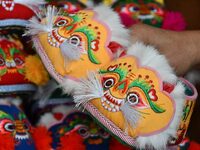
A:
[162,11,187,31]
[58,131,85,150]
[32,126,52,150]
[0,134,15,150]
[25,55,49,85]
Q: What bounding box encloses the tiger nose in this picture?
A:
[15,120,26,133]
[114,80,128,95]
[140,5,150,15]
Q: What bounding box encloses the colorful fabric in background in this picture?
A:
[49,111,110,150]
[0,0,49,94]
[0,33,48,94]
[0,102,36,150]
[112,0,187,30]
[46,0,86,13]
[0,0,45,27]
[0,1,50,150]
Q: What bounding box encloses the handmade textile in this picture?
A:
[73,43,197,149]
[26,5,130,93]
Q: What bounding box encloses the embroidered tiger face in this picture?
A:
[37,9,111,79]
[49,112,110,149]
[0,38,28,84]
[91,56,175,137]
[113,0,164,27]
[0,104,34,149]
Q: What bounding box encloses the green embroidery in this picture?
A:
[18,68,25,75]
[88,48,100,64]
[129,79,165,113]
[118,82,125,90]
[100,67,128,81]
[90,128,98,134]
[75,26,100,64]
[18,112,26,121]
[129,79,151,91]
[0,111,14,121]
[10,48,21,57]
[71,14,82,23]
[0,68,7,77]
[182,103,192,121]
[0,48,6,59]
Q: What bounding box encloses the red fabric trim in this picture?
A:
[0,72,29,85]
[108,41,127,57]
[53,112,64,121]
[0,4,34,20]
[108,41,123,54]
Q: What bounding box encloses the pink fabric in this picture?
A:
[119,13,138,28]
[162,11,187,31]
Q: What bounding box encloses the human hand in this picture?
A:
[130,23,200,76]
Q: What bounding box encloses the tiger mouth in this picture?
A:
[138,14,154,20]
[47,29,66,48]
[15,133,29,140]
[101,90,123,112]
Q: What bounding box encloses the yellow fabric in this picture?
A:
[24,55,49,85]
[103,0,115,6]
[38,9,112,79]
[155,0,164,5]
[91,56,175,137]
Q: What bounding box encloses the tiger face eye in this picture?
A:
[56,20,68,27]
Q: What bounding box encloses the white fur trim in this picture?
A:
[0,99,12,105]
[25,6,58,36]
[14,0,45,5]
[52,105,74,115]
[60,78,80,95]
[93,5,131,48]
[136,82,185,150]
[73,71,104,108]
[37,112,58,128]
[0,97,22,107]
[127,42,177,84]
[60,40,82,60]
[10,97,22,107]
